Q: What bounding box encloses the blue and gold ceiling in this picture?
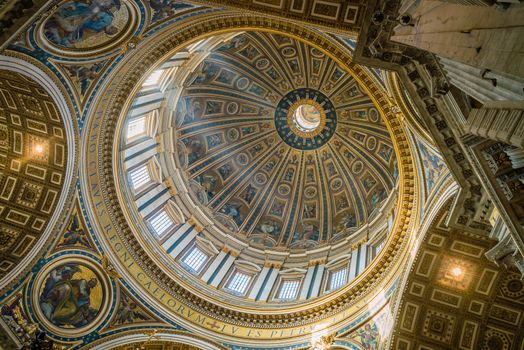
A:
[174,32,397,250]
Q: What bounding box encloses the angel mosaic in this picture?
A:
[149,0,194,22]
[418,142,447,193]
[113,293,149,325]
[354,323,380,350]
[59,214,90,247]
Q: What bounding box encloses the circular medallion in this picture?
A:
[236,153,248,165]
[38,0,139,57]
[330,178,343,192]
[32,255,111,338]
[236,77,250,90]
[274,88,336,150]
[226,102,239,115]
[255,58,269,70]
[227,128,239,141]
[369,108,380,122]
[278,184,291,196]
[255,173,267,185]
[304,186,317,198]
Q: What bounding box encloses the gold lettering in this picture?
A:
[137,272,146,281]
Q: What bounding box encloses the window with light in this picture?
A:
[127,116,146,139]
[142,69,164,87]
[181,246,208,273]
[149,210,173,236]
[226,272,251,296]
[130,165,151,190]
[278,280,300,300]
[329,267,348,291]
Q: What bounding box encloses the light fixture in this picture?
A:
[451,266,463,277]
[34,144,44,154]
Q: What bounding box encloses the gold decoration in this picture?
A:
[135,330,161,350]
[312,333,335,350]
[102,256,121,280]
[121,35,144,55]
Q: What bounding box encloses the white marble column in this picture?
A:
[349,248,359,280]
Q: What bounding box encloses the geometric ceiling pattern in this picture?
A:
[175,32,398,250]
[391,203,524,349]
[0,70,67,278]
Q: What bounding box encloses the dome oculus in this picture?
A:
[291,101,322,132]
[275,88,336,150]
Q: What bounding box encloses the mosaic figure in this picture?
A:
[218,163,233,180]
[292,223,320,244]
[191,62,220,85]
[195,173,218,201]
[354,322,380,350]
[44,0,126,49]
[64,62,104,95]
[39,263,102,328]
[258,219,280,237]
[220,202,244,226]
[369,188,387,210]
[335,212,356,232]
[183,137,204,165]
[242,184,257,204]
[60,214,90,247]
[249,235,276,248]
[419,142,447,193]
[114,293,148,325]
[303,203,316,219]
[362,174,377,192]
[150,0,194,22]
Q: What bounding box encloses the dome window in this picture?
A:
[278,280,300,300]
[127,116,146,139]
[293,103,321,132]
[130,165,151,190]
[181,246,209,274]
[329,266,348,291]
[148,210,173,236]
[225,271,252,296]
[142,69,165,87]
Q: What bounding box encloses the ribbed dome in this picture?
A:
[173,32,398,250]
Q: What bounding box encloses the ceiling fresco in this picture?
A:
[174,32,398,250]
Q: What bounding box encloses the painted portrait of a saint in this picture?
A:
[43,0,128,49]
[39,263,103,328]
